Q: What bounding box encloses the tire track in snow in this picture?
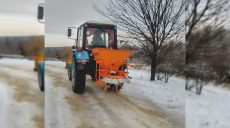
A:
[0,63,44,128]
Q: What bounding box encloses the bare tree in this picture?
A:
[95,0,185,81]
[186,0,230,70]
[186,0,229,40]
[185,0,230,94]
[186,0,230,64]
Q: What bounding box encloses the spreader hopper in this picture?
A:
[92,48,132,70]
[91,48,132,91]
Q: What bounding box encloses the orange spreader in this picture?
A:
[91,48,132,70]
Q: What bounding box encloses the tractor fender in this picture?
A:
[73,50,90,62]
[68,62,72,70]
[38,61,45,74]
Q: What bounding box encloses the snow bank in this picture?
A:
[122,69,185,126]
[186,84,230,128]
[125,68,230,128]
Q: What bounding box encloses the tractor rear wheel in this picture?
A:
[67,63,72,81]
[72,57,86,94]
[38,62,44,91]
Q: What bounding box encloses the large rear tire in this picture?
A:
[38,62,44,92]
[67,62,72,81]
[72,57,86,94]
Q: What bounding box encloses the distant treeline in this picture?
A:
[0,36,44,58]
[45,47,72,60]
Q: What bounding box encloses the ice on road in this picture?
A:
[0,58,44,128]
[45,60,185,128]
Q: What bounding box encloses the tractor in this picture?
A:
[35,3,45,91]
[67,21,132,94]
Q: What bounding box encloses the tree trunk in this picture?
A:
[150,54,157,81]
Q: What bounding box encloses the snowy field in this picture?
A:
[0,58,44,128]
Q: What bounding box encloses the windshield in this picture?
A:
[85,28,115,49]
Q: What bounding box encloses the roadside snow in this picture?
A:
[122,68,185,127]
[186,84,230,128]
[125,68,230,128]
[0,58,33,68]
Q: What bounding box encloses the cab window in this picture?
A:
[77,27,83,48]
[85,28,115,49]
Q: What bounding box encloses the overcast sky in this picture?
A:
[45,0,109,47]
[0,0,44,36]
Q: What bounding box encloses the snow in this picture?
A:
[186,83,230,128]
[45,61,177,128]
[0,81,8,128]
[0,76,42,128]
[45,60,65,66]
[123,68,230,128]
[0,58,35,79]
[125,69,185,111]
[1,58,230,128]
[0,58,44,128]
[0,58,34,68]
[122,68,185,126]
[44,66,75,128]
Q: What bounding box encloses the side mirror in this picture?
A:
[67,27,77,40]
[68,29,72,37]
[37,4,45,23]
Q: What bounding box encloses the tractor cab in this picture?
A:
[68,21,117,50]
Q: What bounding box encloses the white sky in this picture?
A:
[45,0,109,47]
[0,0,44,36]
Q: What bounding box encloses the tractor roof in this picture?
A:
[81,20,116,28]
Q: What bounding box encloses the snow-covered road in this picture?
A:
[1,58,229,128]
[45,60,185,128]
[0,58,44,128]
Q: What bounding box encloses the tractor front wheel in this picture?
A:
[72,57,86,94]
